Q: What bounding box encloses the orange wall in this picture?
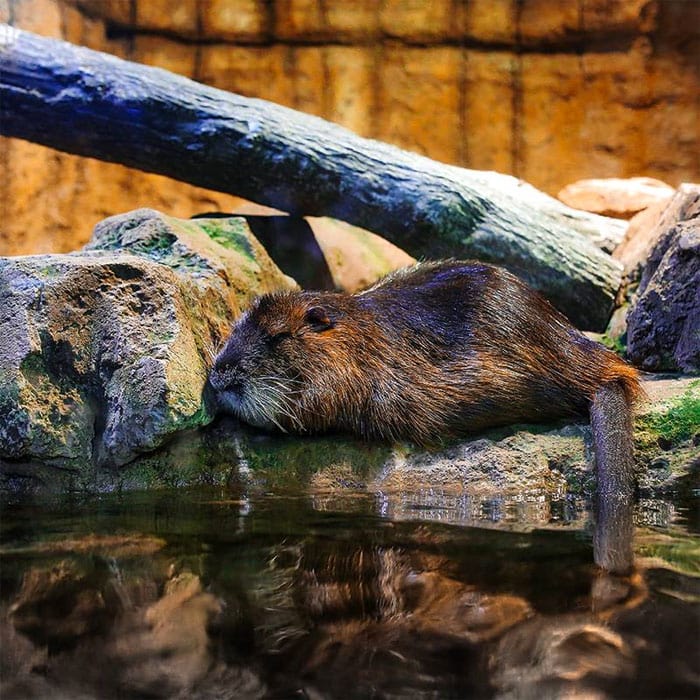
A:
[2,0,698,254]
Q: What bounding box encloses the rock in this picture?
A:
[305,217,415,292]
[557,177,674,219]
[198,211,415,293]
[0,209,293,469]
[634,376,700,491]
[3,361,696,506]
[627,185,700,372]
[613,195,675,281]
[224,214,337,291]
[369,428,589,498]
[9,559,121,645]
[604,304,629,352]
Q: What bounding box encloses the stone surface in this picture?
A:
[200,0,271,41]
[613,194,676,281]
[305,217,415,293]
[0,209,293,469]
[0,136,254,256]
[2,364,696,524]
[2,0,698,256]
[558,177,674,219]
[367,427,588,498]
[627,185,700,372]
[208,211,412,293]
[634,376,699,490]
[375,46,464,165]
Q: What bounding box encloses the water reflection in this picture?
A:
[1,490,698,699]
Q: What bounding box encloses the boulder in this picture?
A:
[0,209,294,470]
[557,177,674,219]
[613,195,675,281]
[301,217,415,293]
[200,209,415,293]
[627,185,700,372]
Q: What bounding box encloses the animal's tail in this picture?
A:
[590,370,642,575]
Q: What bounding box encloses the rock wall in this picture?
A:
[1,0,698,255]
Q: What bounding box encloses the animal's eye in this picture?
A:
[304,306,333,332]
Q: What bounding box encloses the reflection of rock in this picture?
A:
[2,500,697,699]
[3,560,229,697]
[111,572,223,697]
[492,618,635,698]
[0,615,48,699]
[9,559,123,647]
[7,533,166,559]
[0,209,293,469]
[627,185,700,372]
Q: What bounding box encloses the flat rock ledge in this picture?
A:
[0,209,294,469]
[3,369,696,520]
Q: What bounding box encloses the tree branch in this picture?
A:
[0,24,625,329]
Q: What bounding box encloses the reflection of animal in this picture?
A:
[210,261,641,526]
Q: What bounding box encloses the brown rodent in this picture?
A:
[210,260,641,570]
[210,260,639,441]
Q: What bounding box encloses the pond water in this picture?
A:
[1,469,698,699]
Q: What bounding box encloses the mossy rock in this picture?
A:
[0,210,294,472]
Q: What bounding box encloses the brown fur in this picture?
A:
[209,260,641,445]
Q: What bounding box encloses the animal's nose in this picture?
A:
[213,341,244,372]
[209,366,242,392]
[210,346,244,390]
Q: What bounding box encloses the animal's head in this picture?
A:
[209,291,354,432]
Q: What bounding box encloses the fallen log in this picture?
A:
[0,24,625,330]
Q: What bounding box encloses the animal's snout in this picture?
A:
[210,348,244,393]
[209,368,237,392]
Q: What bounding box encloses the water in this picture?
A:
[1,473,698,699]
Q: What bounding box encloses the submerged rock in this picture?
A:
[0,209,294,470]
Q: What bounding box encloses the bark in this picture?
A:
[0,25,626,330]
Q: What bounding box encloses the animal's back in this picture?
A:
[355,260,640,438]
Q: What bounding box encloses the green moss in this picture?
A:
[599,332,627,356]
[240,433,392,489]
[19,352,46,377]
[636,381,700,450]
[195,219,256,260]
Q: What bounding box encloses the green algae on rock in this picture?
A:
[634,379,700,491]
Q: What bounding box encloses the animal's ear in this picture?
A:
[304,306,333,332]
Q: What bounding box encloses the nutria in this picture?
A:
[210,260,641,569]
